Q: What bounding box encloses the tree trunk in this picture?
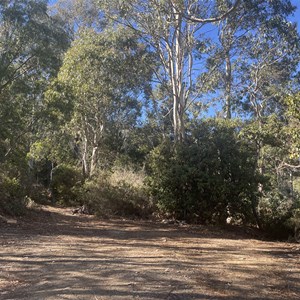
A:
[251,196,263,229]
[82,136,89,178]
[253,117,264,228]
[90,145,98,177]
[224,51,232,119]
[172,6,186,143]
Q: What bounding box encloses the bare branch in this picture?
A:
[278,162,300,170]
[184,0,241,24]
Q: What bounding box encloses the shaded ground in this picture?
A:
[0,206,299,300]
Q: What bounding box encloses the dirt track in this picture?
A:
[0,206,299,299]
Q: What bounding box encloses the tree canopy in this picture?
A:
[0,0,300,240]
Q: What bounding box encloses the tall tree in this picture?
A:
[0,0,69,93]
[206,0,299,119]
[99,0,241,143]
[46,26,153,178]
[0,0,69,164]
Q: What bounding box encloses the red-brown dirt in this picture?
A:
[0,206,299,299]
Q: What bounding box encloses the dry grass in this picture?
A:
[109,167,146,189]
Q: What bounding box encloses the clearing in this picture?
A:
[0,206,299,300]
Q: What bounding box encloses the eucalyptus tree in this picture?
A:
[227,1,300,228]
[98,0,241,143]
[205,0,299,199]
[0,0,69,165]
[0,0,69,93]
[284,93,300,165]
[205,0,299,119]
[239,1,299,117]
[0,0,70,212]
[268,92,300,189]
[239,12,299,193]
[47,26,153,178]
[50,0,105,35]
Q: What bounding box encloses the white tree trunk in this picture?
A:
[82,136,89,178]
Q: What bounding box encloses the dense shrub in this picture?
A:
[0,173,27,216]
[258,189,300,239]
[146,120,260,224]
[26,183,54,205]
[50,164,83,205]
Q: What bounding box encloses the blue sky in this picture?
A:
[47,0,300,119]
[48,0,300,32]
[291,0,300,32]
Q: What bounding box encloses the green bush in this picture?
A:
[291,208,300,230]
[146,120,260,224]
[0,173,27,216]
[258,190,300,239]
[26,184,53,205]
[50,164,83,206]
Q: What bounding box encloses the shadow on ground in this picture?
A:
[0,206,299,299]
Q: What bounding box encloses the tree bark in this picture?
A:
[224,51,232,119]
[82,136,88,178]
[172,4,186,143]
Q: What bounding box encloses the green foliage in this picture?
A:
[50,164,83,205]
[240,110,300,238]
[0,0,299,245]
[45,25,154,178]
[290,208,300,233]
[146,120,260,224]
[0,0,70,90]
[44,79,75,128]
[0,0,70,214]
[258,189,300,239]
[0,172,27,216]
[26,184,53,205]
[283,93,300,160]
[0,139,31,216]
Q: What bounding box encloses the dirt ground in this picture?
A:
[0,206,299,300]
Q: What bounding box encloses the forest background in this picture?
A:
[1,0,300,240]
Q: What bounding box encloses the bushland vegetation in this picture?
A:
[1,0,300,240]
